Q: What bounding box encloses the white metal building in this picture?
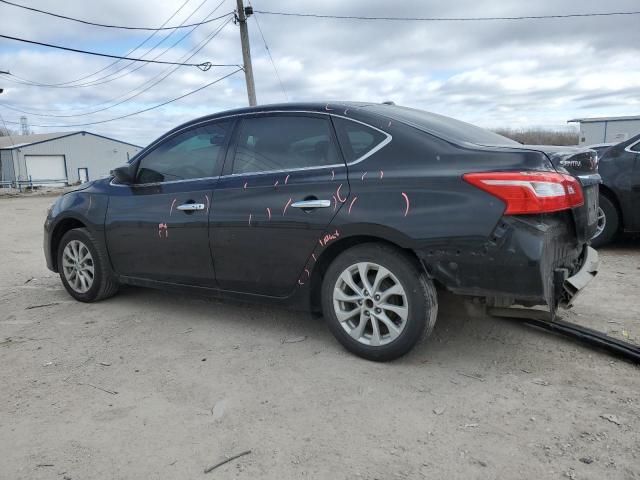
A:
[568,115,640,146]
[0,131,142,186]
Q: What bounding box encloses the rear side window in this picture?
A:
[364,104,520,148]
[231,115,340,174]
[332,117,388,163]
[629,141,640,153]
[137,122,229,183]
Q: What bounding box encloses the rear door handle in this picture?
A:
[177,203,205,211]
[291,199,331,209]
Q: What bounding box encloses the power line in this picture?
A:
[250,5,288,101]
[1,17,234,118]
[0,0,234,31]
[6,0,229,89]
[41,0,194,87]
[75,0,226,87]
[0,68,243,128]
[56,0,220,88]
[0,33,234,70]
[253,9,640,21]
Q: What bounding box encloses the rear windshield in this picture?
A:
[365,105,520,147]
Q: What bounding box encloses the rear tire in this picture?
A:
[57,228,119,302]
[321,243,437,361]
[591,194,619,248]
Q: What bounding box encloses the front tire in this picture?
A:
[321,243,438,361]
[591,195,619,248]
[57,228,119,302]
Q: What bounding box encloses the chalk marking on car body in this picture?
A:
[283,197,292,216]
[401,192,410,217]
[348,196,358,214]
[319,229,340,247]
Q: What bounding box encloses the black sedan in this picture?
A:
[44,102,600,361]
[588,133,640,247]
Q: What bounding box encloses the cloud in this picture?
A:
[0,0,639,145]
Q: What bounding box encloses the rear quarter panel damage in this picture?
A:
[303,113,583,308]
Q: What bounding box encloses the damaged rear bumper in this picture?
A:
[415,213,597,309]
[559,246,598,308]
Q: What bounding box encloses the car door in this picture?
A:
[601,138,640,232]
[627,139,640,229]
[210,112,348,296]
[105,120,232,287]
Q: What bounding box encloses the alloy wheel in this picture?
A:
[62,240,95,293]
[333,262,409,346]
[593,206,606,239]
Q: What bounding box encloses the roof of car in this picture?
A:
[181,102,373,123]
[134,102,377,157]
[163,102,519,150]
[156,102,364,135]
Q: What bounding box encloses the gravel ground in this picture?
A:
[1,195,639,480]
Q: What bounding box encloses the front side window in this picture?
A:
[332,117,388,163]
[137,122,229,183]
[232,115,340,174]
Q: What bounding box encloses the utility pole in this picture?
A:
[235,0,257,106]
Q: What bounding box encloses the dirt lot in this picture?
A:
[1,195,639,479]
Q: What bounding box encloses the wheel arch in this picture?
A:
[50,216,88,271]
[599,184,624,229]
[308,234,425,313]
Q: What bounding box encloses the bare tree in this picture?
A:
[0,125,18,137]
[493,128,579,146]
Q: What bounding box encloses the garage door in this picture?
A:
[25,155,67,186]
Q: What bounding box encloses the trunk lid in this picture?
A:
[524,145,599,176]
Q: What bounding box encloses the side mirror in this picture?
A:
[111,164,135,185]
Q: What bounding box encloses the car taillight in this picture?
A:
[463,171,584,214]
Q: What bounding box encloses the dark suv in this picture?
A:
[44,103,600,361]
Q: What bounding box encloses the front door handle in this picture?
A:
[177,203,205,211]
[291,199,331,209]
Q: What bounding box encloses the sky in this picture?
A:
[0,0,639,146]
